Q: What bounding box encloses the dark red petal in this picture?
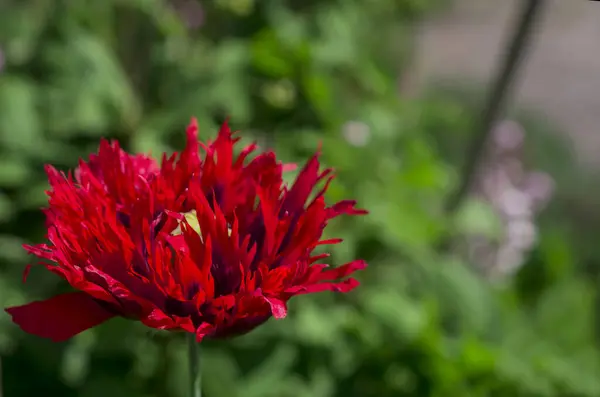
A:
[316,238,344,246]
[283,153,320,214]
[286,277,361,295]
[327,200,368,218]
[264,296,288,319]
[285,260,367,296]
[311,259,367,283]
[4,292,115,342]
[140,308,181,330]
[195,322,215,342]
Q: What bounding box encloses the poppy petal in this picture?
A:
[5,292,115,342]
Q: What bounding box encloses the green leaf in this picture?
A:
[454,198,502,239]
[0,191,15,222]
[44,33,140,135]
[0,155,32,187]
[0,77,41,154]
[251,30,294,77]
[362,288,426,341]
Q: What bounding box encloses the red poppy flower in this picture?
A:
[4,119,367,342]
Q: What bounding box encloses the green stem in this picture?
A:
[187,333,202,397]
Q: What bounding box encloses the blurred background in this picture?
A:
[1,0,600,396]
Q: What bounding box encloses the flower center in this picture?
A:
[171,210,232,238]
[171,210,202,238]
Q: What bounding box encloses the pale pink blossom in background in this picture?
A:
[342,121,371,147]
[467,120,555,281]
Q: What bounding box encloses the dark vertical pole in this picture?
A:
[0,356,3,397]
[444,0,547,214]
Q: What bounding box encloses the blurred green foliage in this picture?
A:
[1,1,600,397]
